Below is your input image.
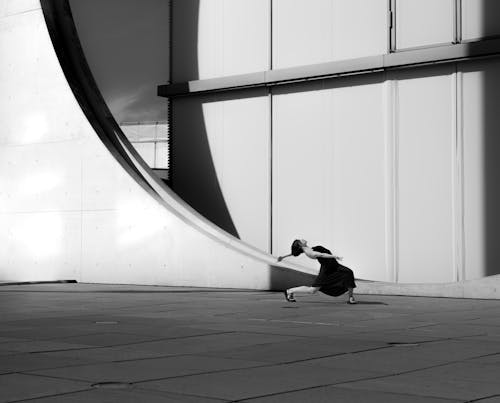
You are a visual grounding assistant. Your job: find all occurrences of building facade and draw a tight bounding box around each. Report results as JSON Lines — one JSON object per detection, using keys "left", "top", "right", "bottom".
{"left": 164, "top": 0, "right": 500, "bottom": 283}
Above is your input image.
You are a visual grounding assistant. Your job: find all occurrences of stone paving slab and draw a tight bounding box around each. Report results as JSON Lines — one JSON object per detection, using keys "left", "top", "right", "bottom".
{"left": 27, "top": 355, "right": 266, "bottom": 384}
{"left": 0, "top": 353, "right": 97, "bottom": 375}
{"left": 23, "top": 388, "right": 227, "bottom": 403}
{"left": 338, "top": 370, "right": 500, "bottom": 401}
{"left": 139, "top": 362, "right": 382, "bottom": 401}
{"left": 198, "top": 336, "right": 387, "bottom": 364}
{"left": 1, "top": 283, "right": 500, "bottom": 402}
{"left": 238, "top": 385, "right": 462, "bottom": 403}
{"left": 0, "top": 373, "right": 88, "bottom": 403}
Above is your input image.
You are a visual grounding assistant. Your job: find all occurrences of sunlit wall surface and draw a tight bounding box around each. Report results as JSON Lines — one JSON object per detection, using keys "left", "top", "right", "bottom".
{"left": 170, "top": 0, "right": 500, "bottom": 283}
{"left": 0, "top": 0, "right": 294, "bottom": 289}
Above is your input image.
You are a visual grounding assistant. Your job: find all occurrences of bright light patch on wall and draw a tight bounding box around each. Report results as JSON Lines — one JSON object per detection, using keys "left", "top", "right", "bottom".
{"left": 20, "top": 112, "right": 49, "bottom": 144}
{"left": 11, "top": 213, "right": 63, "bottom": 259}
{"left": 20, "top": 172, "right": 62, "bottom": 195}
{"left": 116, "top": 201, "right": 168, "bottom": 246}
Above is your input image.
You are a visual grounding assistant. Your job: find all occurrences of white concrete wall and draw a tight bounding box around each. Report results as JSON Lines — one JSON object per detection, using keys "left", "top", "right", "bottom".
{"left": 272, "top": 78, "right": 388, "bottom": 281}
{"left": 172, "top": 0, "right": 270, "bottom": 81}
{"left": 395, "top": 0, "right": 455, "bottom": 49}
{"left": 272, "top": 0, "right": 388, "bottom": 69}
{"left": 392, "top": 66, "right": 455, "bottom": 283}
{"left": 168, "top": 0, "right": 500, "bottom": 285}
{"left": 0, "top": 0, "right": 300, "bottom": 288}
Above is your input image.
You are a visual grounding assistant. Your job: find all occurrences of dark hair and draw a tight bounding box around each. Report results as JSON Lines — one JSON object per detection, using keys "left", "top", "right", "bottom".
{"left": 291, "top": 239, "right": 304, "bottom": 256}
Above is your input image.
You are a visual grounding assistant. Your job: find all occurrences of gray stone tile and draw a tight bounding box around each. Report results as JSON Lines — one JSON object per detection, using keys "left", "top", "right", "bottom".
{"left": 27, "top": 355, "right": 264, "bottom": 383}
{"left": 0, "top": 373, "right": 88, "bottom": 403}
{"left": 114, "top": 332, "right": 299, "bottom": 356}
{"left": 0, "top": 340, "right": 95, "bottom": 353}
{"left": 200, "top": 337, "right": 386, "bottom": 364}
{"left": 140, "top": 362, "right": 381, "bottom": 401}
{"left": 0, "top": 353, "right": 98, "bottom": 375}
{"left": 24, "top": 388, "right": 227, "bottom": 402}
{"left": 238, "top": 385, "right": 461, "bottom": 403}
{"left": 35, "top": 345, "right": 175, "bottom": 363}
{"left": 339, "top": 370, "right": 500, "bottom": 401}
{"left": 2, "top": 284, "right": 500, "bottom": 402}
{"left": 47, "top": 332, "right": 164, "bottom": 347}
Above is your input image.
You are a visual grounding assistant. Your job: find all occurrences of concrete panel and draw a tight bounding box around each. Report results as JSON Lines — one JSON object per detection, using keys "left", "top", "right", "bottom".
{"left": 173, "top": 0, "right": 269, "bottom": 81}
{"left": 396, "top": 0, "right": 454, "bottom": 50}
{"left": 0, "top": 211, "right": 81, "bottom": 282}
{"left": 0, "top": 8, "right": 84, "bottom": 146}
{"left": 329, "top": 81, "right": 388, "bottom": 281}
{"left": 202, "top": 93, "right": 271, "bottom": 251}
{"left": 394, "top": 66, "right": 455, "bottom": 283}
{"left": 273, "top": 0, "right": 387, "bottom": 69}
{"left": 272, "top": 77, "right": 387, "bottom": 280}
{"left": 272, "top": 82, "right": 333, "bottom": 270}
{"left": 462, "top": 0, "right": 500, "bottom": 41}
{"left": 272, "top": 0, "right": 334, "bottom": 69}
{"left": 332, "top": 0, "right": 388, "bottom": 61}
{"left": 0, "top": 141, "right": 83, "bottom": 213}
{"left": 171, "top": 90, "right": 271, "bottom": 250}
{"left": 0, "top": 0, "right": 39, "bottom": 18}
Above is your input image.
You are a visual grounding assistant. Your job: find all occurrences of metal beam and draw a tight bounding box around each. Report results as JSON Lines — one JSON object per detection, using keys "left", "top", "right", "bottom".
{"left": 158, "top": 38, "right": 500, "bottom": 98}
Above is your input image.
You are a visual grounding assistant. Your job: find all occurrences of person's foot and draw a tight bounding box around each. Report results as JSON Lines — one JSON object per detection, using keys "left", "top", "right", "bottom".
{"left": 347, "top": 296, "right": 357, "bottom": 304}
{"left": 284, "top": 290, "right": 296, "bottom": 302}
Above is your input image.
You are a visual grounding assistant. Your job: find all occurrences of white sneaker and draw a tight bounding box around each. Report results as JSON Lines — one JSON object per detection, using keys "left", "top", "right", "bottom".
{"left": 347, "top": 296, "right": 357, "bottom": 304}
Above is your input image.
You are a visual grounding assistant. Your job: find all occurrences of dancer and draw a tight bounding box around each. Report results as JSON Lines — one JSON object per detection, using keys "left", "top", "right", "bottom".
{"left": 277, "top": 239, "right": 357, "bottom": 304}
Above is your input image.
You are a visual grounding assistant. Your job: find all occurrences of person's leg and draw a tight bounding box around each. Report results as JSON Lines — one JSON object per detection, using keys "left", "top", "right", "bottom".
{"left": 285, "top": 286, "right": 319, "bottom": 302}
{"left": 347, "top": 287, "right": 357, "bottom": 304}
{"left": 288, "top": 286, "right": 319, "bottom": 295}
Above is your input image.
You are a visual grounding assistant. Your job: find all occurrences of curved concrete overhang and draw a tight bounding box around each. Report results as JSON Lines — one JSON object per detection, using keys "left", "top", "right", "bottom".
{"left": 36, "top": 0, "right": 315, "bottom": 289}
{"left": 1, "top": 0, "right": 499, "bottom": 298}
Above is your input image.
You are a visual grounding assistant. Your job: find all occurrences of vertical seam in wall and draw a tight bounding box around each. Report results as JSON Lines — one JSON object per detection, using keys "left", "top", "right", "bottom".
{"left": 269, "top": 0, "right": 273, "bottom": 71}
{"left": 168, "top": 0, "right": 173, "bottom": 186}
{"left": 455, "top": 0, "right": 462, "bottom": 44}
{"left": 390, "top": 0, "right": 396, "bottom": 52}
{"left": 269, "top": 0, "right": 273, "bottom": 254}
{"left": 80, "top": 138, "right": 83, "bottom": 282}
{"left": 451, "top": 66, "right": 459, "bottom": 282}
{"left": 456, "top": 65, "right": 465, "bottom": 281}
{"left": 385, "top": 76, "right": 397, "bottom": 283}
{"left": 269, "top": 88, "right": 273, "bottom": 254}
{"left": 393, "top": 77, "right": 399, "bottom": 283}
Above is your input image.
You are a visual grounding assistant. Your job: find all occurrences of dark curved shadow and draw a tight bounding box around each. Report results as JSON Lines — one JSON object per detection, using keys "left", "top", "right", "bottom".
{"left": 170, "top": 0, "right": 239, "bottom": 237}
{"left": 482, "top": 2, "right": 500, "bottom": 276}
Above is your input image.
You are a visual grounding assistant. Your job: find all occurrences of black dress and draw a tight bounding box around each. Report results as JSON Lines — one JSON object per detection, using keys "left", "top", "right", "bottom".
{"left": 311, "top": 246, "right": 356, "bottom": 297}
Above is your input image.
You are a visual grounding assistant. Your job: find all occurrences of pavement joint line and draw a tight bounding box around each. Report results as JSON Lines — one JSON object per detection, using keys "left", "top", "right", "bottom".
{"left": 134, "top": 384, "right": 232, "bottom": 402}
{"left": 231, "top": 355, "right": 490, "bottom": 403}
{"left": 120, "top": 336, "right": 500, "bottom": 387}
{"left": 129, "top": 345, "right": 396, "bottom": 385}
{"left": 466, "top": 393, "right": 500, "bottom": 402}
{"left": 8, "top": 387, "right": 95, "bottom": 403}
{"left": 231, "top": 383, "right": 462, "bottom": 403}
{"left": 24, "top": 330, "right": 237, "bottom": 355}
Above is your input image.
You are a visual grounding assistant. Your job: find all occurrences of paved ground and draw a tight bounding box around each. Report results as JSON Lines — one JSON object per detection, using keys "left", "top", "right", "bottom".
{"left": 1, "top": 284, "right": 500, "bottom": 402}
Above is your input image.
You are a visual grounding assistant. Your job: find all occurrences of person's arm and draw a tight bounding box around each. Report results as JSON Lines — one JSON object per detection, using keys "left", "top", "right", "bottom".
{"left": 302, "top": 246, "right": 342, "bottom": 260}
{"left": 277, "top": 253, "right": 293, "bottom": 262}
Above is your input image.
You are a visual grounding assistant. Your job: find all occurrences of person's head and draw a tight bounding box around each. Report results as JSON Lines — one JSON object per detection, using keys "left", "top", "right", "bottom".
{"left": 291, "top": 239, "right": 307, "bottom": 256}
